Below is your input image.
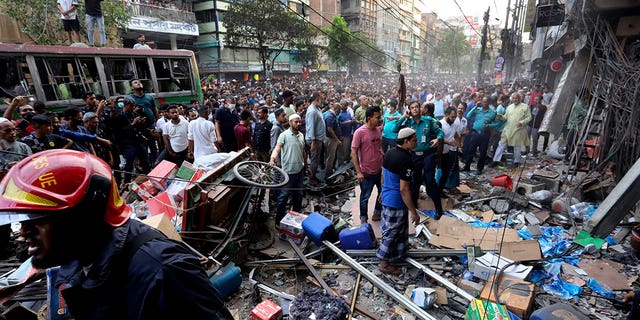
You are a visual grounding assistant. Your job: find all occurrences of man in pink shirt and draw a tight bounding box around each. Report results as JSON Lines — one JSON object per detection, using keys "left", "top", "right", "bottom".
{"left": 351, "top": 106, "right": 384, "bottom": 223}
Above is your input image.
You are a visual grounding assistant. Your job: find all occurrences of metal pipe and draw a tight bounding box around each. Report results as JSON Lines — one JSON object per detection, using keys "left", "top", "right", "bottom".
{"left": 347, "top": 249, "right": 465, "bottom": 257}
{"left": 245, "top": 246, "right": 329, "bottom": 265}
{"left": 289, "top": 238, "right": 333, "bottom": 294}
{"left": 346, "top": 249, "right": 494, "bottom": 257}
{"left": 454, "top": 195, "right": 500, "bottom": 207}
{"left": 406, "top": 258, "right": 475, "bottom": 302}
{"left": 323, "top": 241, "right": 437, "bottom": 320}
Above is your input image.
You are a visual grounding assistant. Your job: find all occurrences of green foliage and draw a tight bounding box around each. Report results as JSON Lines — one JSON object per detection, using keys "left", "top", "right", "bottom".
{"left": 433, "top": 28, "right": 471, "bottom": 74}
{"left": 323, "top": 16, "right": 387, "bottom": 74}
{"left": 323, "top": 16, "right": 351, "bottom": 68}
{"left": 0, "top": 0, "right": 130, "bottom": 45}
{"left": 224, "top": 0, "right": 316, "bottom": 76}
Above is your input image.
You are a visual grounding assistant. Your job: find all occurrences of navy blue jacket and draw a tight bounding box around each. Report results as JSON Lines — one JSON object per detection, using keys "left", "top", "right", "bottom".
{"left": 55, "top": 219, "right": 233, "bottom": 320}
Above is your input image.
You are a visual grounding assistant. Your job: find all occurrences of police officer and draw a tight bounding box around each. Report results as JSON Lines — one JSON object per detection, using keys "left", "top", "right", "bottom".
{"left": 394, "top": 101, "right": 444, "bottom": 219}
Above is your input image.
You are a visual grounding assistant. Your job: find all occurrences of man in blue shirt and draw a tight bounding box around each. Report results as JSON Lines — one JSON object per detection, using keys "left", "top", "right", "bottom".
{"left": 323, "top": 101, "right": 342, "bottom": 178}
{"left": 377, "top": 127, "right": 419, "bottom": 275}
{"left": 338, "top": 99, "right": 356, "bottom": 164}
{"left": 463, "top": 97, "right": 497, "bottom": 174}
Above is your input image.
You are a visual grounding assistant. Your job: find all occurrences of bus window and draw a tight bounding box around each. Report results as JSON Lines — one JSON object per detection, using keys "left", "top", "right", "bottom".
{"left": 153, "top": 58, "right": 192, "bottom": 93}
{"left": 172, "top": 58, "right": 193, "bottom": 91}
{"left": 104, "top": 58, "right": 134, "bottom": 95}
{"left": 0, "top": 57, "right": 33, "bottom": 99}
{"left": 78, "top": 58, "right": 102, "bottom": 96}
{"left": 134, "top": 58, "right": 153, "bottom": 92}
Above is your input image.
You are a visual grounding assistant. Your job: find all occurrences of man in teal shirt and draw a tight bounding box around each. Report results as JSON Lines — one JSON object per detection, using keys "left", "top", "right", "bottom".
{"left": 394, "top": 101, "right": 444, "bottom": 218}
{"left": 463, "top": 97, "right": 497, "bottom": 174}
{"left": 382, "top": 99, "right": 402, "bottom": 153}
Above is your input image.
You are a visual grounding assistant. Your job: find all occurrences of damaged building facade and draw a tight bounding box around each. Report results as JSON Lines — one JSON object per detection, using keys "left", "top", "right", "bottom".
{"left": 529, "top": 0, "right": 640, "bottom": 180}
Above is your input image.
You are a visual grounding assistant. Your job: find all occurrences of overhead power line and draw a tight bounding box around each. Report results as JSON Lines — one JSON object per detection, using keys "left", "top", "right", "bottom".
{"left": 452, "top": 0, "right": 482, "bottom": 36}
{"left": 297, "top": 0, "right": 404, "bottom": 67}
{"left": 373, "top": 0, "right": 437, "bottom": 50}
{"left": 268, "top": 0, "right": 399, "bottom": 73}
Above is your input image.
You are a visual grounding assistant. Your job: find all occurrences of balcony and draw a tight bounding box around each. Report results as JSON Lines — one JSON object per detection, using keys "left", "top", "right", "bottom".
{"left": 126, "top": 2, "right": 197, "bottom": 24}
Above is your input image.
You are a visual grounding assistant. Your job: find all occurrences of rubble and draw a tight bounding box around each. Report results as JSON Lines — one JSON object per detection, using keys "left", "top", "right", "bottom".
{"left": 2, "top": 149, "right": 639, "bottom": 320}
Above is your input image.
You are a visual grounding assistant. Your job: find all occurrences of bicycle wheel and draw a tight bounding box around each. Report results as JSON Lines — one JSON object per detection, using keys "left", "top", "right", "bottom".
{"left": 233, "top": 161, "right": 289, "bottom": 188}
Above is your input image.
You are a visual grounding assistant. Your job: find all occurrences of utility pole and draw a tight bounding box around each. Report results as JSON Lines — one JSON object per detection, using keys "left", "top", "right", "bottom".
{"left": 477, "top": 7, "right": 490, "bottom": 86}
{"left": 500, "top": 0, "right": 512, "bottom": 82}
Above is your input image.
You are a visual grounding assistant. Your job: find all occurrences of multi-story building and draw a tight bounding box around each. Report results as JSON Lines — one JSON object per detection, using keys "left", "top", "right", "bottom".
{"left": 121, "top": 0, "right": 199, "bottom": 50}
{"left": 193, "top": 0, "right": 336, "bottom": 80}
{"left": 421, "top": 12, "right": 438, "bottom": 74}
{"left": 341, "top": 0, "right": 378, "bottom": 42}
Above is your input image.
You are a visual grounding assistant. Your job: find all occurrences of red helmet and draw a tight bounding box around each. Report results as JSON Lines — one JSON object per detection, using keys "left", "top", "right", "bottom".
{"left": 0, "top": 149, "right": 130, "bottom": 226}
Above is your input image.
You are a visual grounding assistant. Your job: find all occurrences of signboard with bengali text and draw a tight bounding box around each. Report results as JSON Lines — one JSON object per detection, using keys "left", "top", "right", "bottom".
{"left": 128, "top": 17, "right": 199, "bottom": 36}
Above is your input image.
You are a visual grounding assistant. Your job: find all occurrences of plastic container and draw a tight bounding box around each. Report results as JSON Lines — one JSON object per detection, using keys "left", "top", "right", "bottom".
{"left": 301, "top": 212, "right": 337, "bottom": 247}
{"left": 529, "top": 303, "right": 588, "bottom": 320}
{"left": 490, "top": 174, "right": 513, "bottom": 190}
{"left": 570, "top": 202, "right": 591, "bottom": 219}
{"left": 339, "top": 224, "right": 376, "bottom": 250}
{"left": 210, "top": 262, "right": 242, "bottom": 299}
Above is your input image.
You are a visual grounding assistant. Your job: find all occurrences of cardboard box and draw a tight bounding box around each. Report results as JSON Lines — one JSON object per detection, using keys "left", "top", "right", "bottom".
{"left": 148, "top": 160, "right": 178, "bottom": 190}
{"left": 165, "top": 179, "right": 189, "bottom": 201}
{"left": 465, "top": 299, "right": 511, "bottom": 320}
{"left": 251, "top": 299, "right": 283, "bottom": 320}
{"left": 135, "top": 180, "right": 159, "bottom": 201}
{"left": 457, "top": 279, "right": 484, "bottom": 297}
{"left": 142, "top": 213, "right": 182, "bottom": 241}
{"left": 146, "top": 192, "right": 177, "bottom": 219}
{"left": 500, "top": 240, "right": 542, "bottom": 262}
{"left": 428, "top": 216, "right": 521, "bottom": 250}
{"left": 472, "top": 252, "right": 532, "bottom": 281}
{"left": 278, "top": 211, "right": 308, "bottom": 245}
{"left": 480, "top": 275, "right": 534, "bottom": 319}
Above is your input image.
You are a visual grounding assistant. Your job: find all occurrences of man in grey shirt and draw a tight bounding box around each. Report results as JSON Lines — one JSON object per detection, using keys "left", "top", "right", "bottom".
{"left": 0, "top": 117, "right": 32, "bottom": 173}
{"left": 305, "top": 92, "right": 326, "bottom": 185}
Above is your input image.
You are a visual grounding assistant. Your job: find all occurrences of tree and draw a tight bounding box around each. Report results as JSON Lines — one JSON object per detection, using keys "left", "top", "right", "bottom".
{"left": 324, "top": 16, "right": 352, "bottom": 71}
{"left": 324, "top": 16, "right": 387, "bottom": 75}
{"left": 0, "top": 0, "right": 129, "bottom": 45}
{"left": 224, "top": 0, "right": 316, "bottom": 79}
{"left": 433, "top": 28, "right": 471, "bottom": 75}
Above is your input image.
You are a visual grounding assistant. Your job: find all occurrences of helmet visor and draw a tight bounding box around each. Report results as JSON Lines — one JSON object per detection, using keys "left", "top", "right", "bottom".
{"left": 0, "top": 211, "right": 50, "bottom": 226}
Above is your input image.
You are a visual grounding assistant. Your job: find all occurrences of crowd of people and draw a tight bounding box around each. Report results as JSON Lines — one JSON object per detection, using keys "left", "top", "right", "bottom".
{"left": 0, "top": 74, "right": 552, "bottom": 276}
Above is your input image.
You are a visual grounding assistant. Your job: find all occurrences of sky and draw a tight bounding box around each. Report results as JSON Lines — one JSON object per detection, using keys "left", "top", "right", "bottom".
{"left": 419, "top": 0, "right": 512, "bottom": 23}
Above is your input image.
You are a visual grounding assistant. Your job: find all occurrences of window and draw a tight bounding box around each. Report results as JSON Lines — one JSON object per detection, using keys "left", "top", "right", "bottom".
{"left": 103, "top": 58, "right": 136, "bottom": 95}
{"left": 195, "top": 9, "right": 215, "bottom": 23}
{"left": 0, "top": 56, "right": 33, "bottom": 99}
{"left": 34, "top": 57, "right": 103, "bottom": 101}
{"left": 152, "top": 58, "right": 193, "bottom": 93}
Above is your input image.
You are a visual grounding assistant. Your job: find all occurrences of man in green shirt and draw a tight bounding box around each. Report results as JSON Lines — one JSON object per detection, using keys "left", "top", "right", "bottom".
{"left": 270, "top": 114, "right": 309, "bottom": 225}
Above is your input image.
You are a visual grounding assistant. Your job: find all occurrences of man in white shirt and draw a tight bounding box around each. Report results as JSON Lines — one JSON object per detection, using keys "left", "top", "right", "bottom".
{"left": 157, "top": 105, "right": 189, "bottom": 166}
{"left": 439, "top": 107, "right": 461, "bottom": 194}
{"left": 133, "top": 34, "right": 152, "bottom": 50}
{"left": 433, "top": 93, "right": 445, "bottom": 120}
{"left": 188, "top": 105, "right": 217, "bottom": 161}
{"left": 57, "top": 0, "right": 81, "bottom": 43}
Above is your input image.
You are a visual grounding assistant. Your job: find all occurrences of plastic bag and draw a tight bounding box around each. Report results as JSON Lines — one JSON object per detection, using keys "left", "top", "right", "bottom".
{"left": 193, "top": 152, "right": 236, "bottom": 170}
{"left": 528, "top": 190, "right": 553, "bottom": 204}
